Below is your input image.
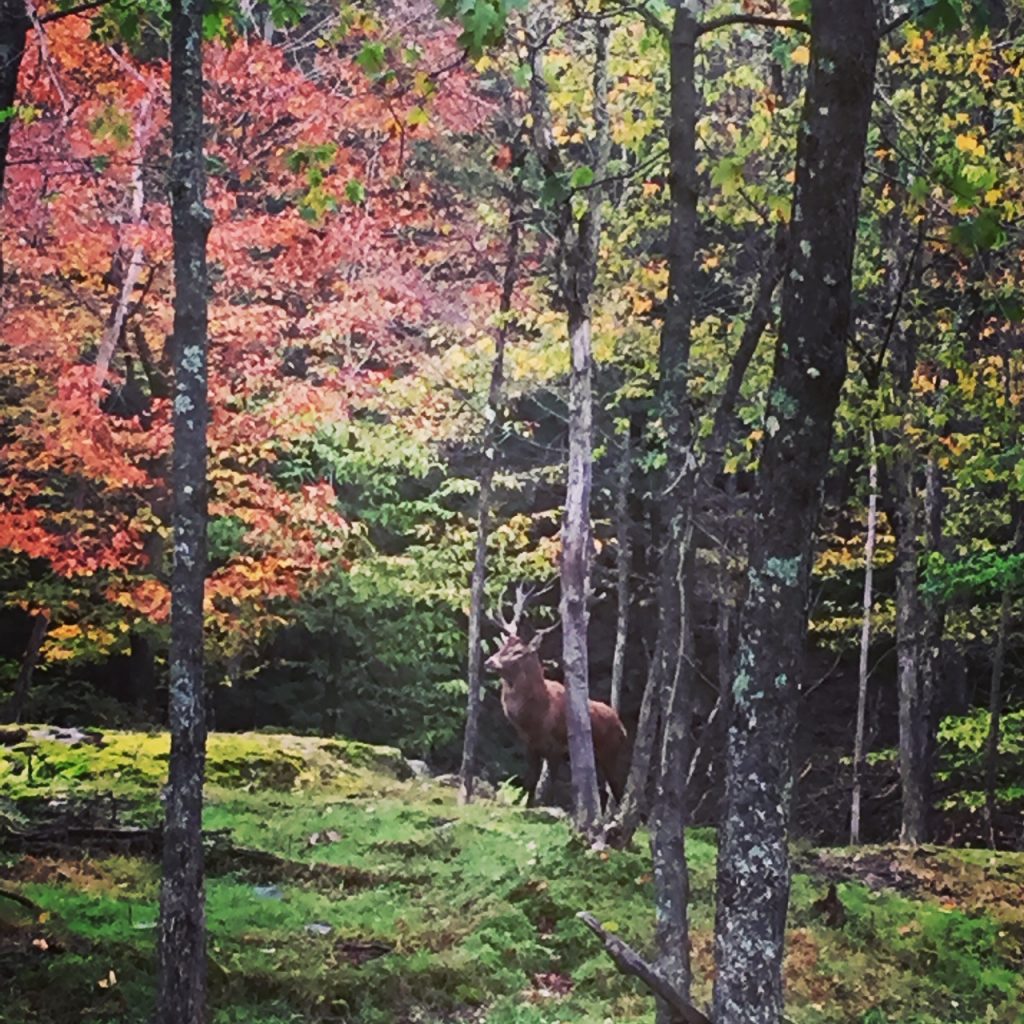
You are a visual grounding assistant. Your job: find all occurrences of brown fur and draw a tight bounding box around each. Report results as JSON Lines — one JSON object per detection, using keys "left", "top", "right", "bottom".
{"left": 485, "top": 634, "right": 629, "bottom": 805}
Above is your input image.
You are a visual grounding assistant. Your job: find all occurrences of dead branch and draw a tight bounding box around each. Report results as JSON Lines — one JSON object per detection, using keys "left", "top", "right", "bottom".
{"left": 576, "top": 911, "right": 713, "bottom": 1024}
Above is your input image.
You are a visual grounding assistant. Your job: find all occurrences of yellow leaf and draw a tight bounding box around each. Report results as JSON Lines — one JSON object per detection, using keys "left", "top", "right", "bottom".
{"left": 955, "top": 134, "right": 981, "bottom": 154}
{"left": 642, "top": 180, "right": 660, "bottom": 197}
{"left": 791, "top": 45, "right": 810, "bottom": 66}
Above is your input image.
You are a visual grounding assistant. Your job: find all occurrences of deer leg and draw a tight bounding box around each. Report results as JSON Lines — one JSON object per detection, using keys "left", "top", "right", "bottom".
{"left": 523, "top": 749, "right": 544, "bottom": 806}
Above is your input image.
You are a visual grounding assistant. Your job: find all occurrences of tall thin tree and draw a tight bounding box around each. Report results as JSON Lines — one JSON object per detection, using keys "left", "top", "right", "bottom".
{"left": 850, "top": 428, "right": 878, "bottom": 845}
{"left": 459, "top": 134, "right": 525, "bottom": 804}
{"left": 156, "top": 0, "right": 212, "bottom": 1019}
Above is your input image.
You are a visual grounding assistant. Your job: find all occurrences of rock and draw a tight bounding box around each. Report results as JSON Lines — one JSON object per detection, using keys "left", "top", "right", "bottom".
{"left": 251, "top": 884, "right": 284, "bottom": 900}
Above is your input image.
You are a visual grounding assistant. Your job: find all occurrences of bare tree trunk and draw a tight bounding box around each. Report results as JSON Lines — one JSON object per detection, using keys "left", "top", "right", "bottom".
{"left": 94, "top": 97, "right": 151, "bottom": 389}
{"left": 647, "top": 10, "right": 700, "bottom": 1012}
{"left": 5, "top": 611, "right": 48, "bottom": 723}
{"left": 525, "top": 14, "right": 610, "bottom": 835}
{"left": 614, "top": 636, "right": 661, "bottom": 838}
{"left": 613, "top": 116, "right": 787, "bottom": 857}
{"left": 892, "top": 438, "right": 928, "bottom": 846}
{"left": 156, "top": 0, "right": 211, "bottom": 1019}
{"left": 610, "top": 428, "right": 632, "bottom": 714}
{"left": 0, "top": 0, "right": 29, "bottom": 282}
{"left": 983, "top": 508, "right": 1020, "bottom": 847}
{"left": 459, "top": 138, "right": 524, "bottom": 804}
{"left": 562, "top": 304, "right": 602, "bottom": 832}
{"left": 713, "top": 4, "right": 878, "bottom": 1021}
{"left": 983, "top": 582, "right": 1011, "bottom": 848}
{"left": 850, "top": 428, "right": 878, "bottom": 845}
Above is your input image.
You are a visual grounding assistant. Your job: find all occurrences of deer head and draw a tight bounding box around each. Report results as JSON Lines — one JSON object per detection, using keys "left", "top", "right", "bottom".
{"left": 485, "top": 631, "right": 542, "bottom": 674}
{"left": 485, "top": 581, "right": 558, "bottom": 676}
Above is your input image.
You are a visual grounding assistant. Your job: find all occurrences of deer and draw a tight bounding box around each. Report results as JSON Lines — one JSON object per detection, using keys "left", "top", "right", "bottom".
{"left": 485, "top": 584, "right": 629, "bottom": 808}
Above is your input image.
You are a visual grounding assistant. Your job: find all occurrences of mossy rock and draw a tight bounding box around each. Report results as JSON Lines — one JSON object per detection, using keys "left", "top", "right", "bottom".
{"left": 0, "top": 728, "right": 411, "bottom": 800}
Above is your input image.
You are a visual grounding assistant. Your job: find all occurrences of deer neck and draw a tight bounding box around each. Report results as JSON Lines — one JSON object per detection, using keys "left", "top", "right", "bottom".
{"left": 501, "top": 654, "right": 550, "bottom": 706}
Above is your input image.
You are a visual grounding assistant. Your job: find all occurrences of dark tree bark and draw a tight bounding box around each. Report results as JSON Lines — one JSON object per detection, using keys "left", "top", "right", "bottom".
{"left": 459, "top": 137, "right": 524, "bottom": 805}
{"left": 646, "top": 10, "right": 702, "bottom": 1011}
{"left": 0, "top": 0, "right": 29, "bottom": 282}
{"left": 983, "top": 506, "right": 1021, "bottom": 847}
{"left": 609, "top": 427, "right": 632, "bottom": 714}
{"left": 0, "top": 0, "right": 27, "bottom": 197}
{"left": 4, "top": 611, "right": 48, "bottom": 722}
{"left": 614, "top": 67, "right": 788, "bottom": 859}
{"left": 889, "top": 345, "right": 942, "bottom": 847}
{"left": 712, "top": 4, "right": 878, "bottom": 1022}
{"left": 156, "top": 0, "right": 212, "bottom": 1020}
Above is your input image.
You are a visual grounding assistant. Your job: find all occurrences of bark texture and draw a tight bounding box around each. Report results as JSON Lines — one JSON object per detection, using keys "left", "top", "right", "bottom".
{"left": 713, "top": 4, "right": 878, "bottom": 1022}
{"left": 850, "top": 430, "right": 878, "bottom": 845}
{"left": 0, "top": 0, "right": 29, "bottom": 282}
{"left": 647, "top": 12, "right": 699, "bottom": 1009}
{"left": 459, "top": 138, "right": 524, "bottom": 804}
{"left": 156, "top": 0, "right": 212, "bottom": 1020}
{"left": 609, "top": 428, "right": 632, "bottom": 714}
{"left": 5, "top": 611, "right": 48, "bottom": 722}
{"left": 528, "top": 17, "right": 611, "bottom": 834}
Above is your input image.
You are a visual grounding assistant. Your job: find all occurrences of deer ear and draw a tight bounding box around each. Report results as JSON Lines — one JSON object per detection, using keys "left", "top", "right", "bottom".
{"left": 525, "top": 633, "right": 543, "bottom": 654}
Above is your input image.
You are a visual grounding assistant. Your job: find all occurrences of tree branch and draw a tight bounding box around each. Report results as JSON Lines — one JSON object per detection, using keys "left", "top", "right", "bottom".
{"left": 38, "top": 0, "right": 107, "bottom": 23}
{"left": 577, "top": 912, "right": 713, "bottom": 1024}
{"left": 697, "top": 14, "right": 809, "bottom": 37}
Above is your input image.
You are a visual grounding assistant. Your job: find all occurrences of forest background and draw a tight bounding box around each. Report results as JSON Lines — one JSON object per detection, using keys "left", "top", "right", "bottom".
{"left": 2, "top": 0, "right": 1024, "bottom": 859}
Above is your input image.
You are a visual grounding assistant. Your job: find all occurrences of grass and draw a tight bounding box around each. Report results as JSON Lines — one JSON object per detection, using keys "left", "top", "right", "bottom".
{"left": 2, "top": 728, "right": 1023, "bottom": 1023}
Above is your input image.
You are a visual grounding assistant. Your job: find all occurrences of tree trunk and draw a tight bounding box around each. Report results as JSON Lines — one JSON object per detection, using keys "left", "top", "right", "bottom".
{"left": 0, "top": 0, "right": 29, "bottom": 283}
{"left": 459, "top": 139, "right": 524, "bottom": 804}
{"left": 562, "top": 308, "right": 602, "bottom": 832}
{"left": 983, "top": 582, "right": 1011, "bottom": 848}
{"left": 609, "top": 428, "right": 632, "bottom": 714}
{"left": 647, "top": 10, "right": 700, "bottom": 1012}
{"left": 892, "top": 438, "right": 929, "bottom": 845}
{"left": 614, "top": 636, "right": 661, "bottom": 839}
{"left": 850, "top": 429, "right": 878, "bottom": 845}
{"left": 713, "top": 4, "right": 878, "bottom": 1022}
{"left": 5, "top": 611, "right": 48, "bottom": 723}
{"left": 550, "top": 20, "right": 610, "bottom": 836}
{"left": 983, "top": 509, "right": 1020, "bottom": 847}
{"left": 156, "top": 0, "right": 212, "bottom": 1020}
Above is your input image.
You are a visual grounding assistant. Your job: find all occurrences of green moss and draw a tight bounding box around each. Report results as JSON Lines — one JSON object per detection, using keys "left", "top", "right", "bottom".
{"left": 3, "top": 734, "right": 1023, "bottom": 1024}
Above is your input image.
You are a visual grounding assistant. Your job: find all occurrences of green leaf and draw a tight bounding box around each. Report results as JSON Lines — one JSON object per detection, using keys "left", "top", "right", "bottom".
{"left": 918, "top": 0, "right": 964, "bottom": 33}
{"left": 407, "top": 106, "right": 430, "bottom": 128}
{"left": 950, "top": 210, "right": 1005, "bottom": 254}
{"left": 345, "top": 179, "right": 366, "bottom": 204}
{"left": 711, "top": 156, "right": 745, "bottom": 196}
{"left": 569, "top": 166, "right": 594, "bottom": 190}
{"left": 540, "top": 172, "right": 570, "bottom": 207}
{"left": 355, "top": 41, "right": 387, "bottom": 77}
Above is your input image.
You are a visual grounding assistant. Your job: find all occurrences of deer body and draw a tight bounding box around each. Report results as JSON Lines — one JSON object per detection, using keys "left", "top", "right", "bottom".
{"left": 486, "top": 634, "right": 628, "bottom": 806}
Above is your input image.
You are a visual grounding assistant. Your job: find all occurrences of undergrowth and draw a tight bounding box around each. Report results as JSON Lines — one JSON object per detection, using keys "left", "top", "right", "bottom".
{"left": 2, "top": 728, "right": 1023, "bottom": 1023}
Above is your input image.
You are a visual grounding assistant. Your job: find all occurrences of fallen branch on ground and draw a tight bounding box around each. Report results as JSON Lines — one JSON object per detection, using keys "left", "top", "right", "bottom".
{"left": 0, "top": 883, "right": 47, "bottom": 915}
{"left": 576, "top": 911, "right": 713, "bottom": 1024}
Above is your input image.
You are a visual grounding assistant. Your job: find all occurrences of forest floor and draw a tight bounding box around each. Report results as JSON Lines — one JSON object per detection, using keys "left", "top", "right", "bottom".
{"left": 1, "top": 728, "right": 1023, "bottom": 1024}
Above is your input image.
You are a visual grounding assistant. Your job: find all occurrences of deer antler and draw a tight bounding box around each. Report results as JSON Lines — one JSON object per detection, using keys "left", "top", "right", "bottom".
{"left": 488, "top": 580, "right": 556, "bottom": 637}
